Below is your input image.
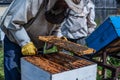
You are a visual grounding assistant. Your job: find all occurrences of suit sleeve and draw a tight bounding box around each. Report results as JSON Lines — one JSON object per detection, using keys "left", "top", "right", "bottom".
{"left": 3, "top": 0, "right": 43, "bottom": 46}
{"left": 87, "top": 3, "right": 97, "bottom": 34}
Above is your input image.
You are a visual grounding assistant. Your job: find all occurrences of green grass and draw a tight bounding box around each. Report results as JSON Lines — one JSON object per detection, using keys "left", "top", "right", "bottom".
{"left": 0, "top": 43, "right": 4, "bottom": 80}
{"left": 95, "top": 56, "right": 120, "bottom": 80}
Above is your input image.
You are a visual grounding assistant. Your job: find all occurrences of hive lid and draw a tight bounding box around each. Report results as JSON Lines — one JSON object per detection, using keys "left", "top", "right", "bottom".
{"left": 95, "top": 38, "right": 120, "bottom": 56}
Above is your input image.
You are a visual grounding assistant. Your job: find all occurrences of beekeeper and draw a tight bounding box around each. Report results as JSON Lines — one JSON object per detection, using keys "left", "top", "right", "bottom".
{"left": 0, "top": 0, "right": 67, "bottom": 80}
{"left": 57, "top": 0, "right": 97, "bottom": 45}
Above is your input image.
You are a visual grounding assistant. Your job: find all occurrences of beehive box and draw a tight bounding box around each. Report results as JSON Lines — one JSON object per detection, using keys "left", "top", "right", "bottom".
{"left": 21, "top": 53, "right": 97, "bottom": 80}
{"left": 86, "top": 16, "right": 120, "bottom": 53}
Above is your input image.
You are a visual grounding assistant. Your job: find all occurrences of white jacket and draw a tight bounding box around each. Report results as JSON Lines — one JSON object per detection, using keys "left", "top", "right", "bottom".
{"left": 0, "top": 0, "right": 58, "bottom": 49}
{"left": 57, "top": 0, "right": 96, "bottom": 39}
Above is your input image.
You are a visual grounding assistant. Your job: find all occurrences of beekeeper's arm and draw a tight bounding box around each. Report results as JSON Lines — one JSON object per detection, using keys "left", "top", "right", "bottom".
{"left": 3, "top": 0, "right": 44, "bottom": 55}
{"left": 87, "top": 2, "right": 97, "bottom": 35}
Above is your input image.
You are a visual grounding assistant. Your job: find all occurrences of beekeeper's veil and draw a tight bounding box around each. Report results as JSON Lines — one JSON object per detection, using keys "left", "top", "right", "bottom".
{"left": 64, "top": 0, "right": 90, "bottom": 13}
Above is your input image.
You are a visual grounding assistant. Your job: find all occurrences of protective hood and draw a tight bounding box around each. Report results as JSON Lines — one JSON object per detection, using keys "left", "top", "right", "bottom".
{"left": 65, "top": 0, "right": 90, "bottom": 13}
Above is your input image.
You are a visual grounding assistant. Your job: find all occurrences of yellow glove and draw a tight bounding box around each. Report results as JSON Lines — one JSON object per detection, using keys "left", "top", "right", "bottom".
{"left": 22, "top": 42, "right": 37, "bottom": 55}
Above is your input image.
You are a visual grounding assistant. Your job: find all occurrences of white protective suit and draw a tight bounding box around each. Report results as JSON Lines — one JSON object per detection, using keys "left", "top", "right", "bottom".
{"left": 0, "top": 0, "right": 59, "bottom": 49}
{"left": 57, "top": 0, "right": 97, "bottom": 39}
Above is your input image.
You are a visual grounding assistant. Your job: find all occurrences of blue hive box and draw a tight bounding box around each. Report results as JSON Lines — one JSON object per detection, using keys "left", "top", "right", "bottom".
{"left": 86, "top": 16, "right": 120, "bottom": 52}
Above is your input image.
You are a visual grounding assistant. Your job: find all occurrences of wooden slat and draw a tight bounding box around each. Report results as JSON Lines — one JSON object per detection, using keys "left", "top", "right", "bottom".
{"left": 38, "top": 36, "right": 95, "bottom": 56}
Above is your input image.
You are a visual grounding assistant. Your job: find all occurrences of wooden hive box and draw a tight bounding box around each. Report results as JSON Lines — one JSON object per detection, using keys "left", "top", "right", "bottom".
{"left": 86, "top": 16, "right": 120, "bottom": 54}
{"left": 21, "top": 53, "right": 97, "bottom": 80}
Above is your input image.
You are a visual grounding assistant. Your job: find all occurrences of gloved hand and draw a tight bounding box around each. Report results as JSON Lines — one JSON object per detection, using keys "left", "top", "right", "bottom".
{"left": 43, "top": 43, "right": 58, "bottom": 54}
{"left": 21, "top": 42, "right": 37, "bottom": 55}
